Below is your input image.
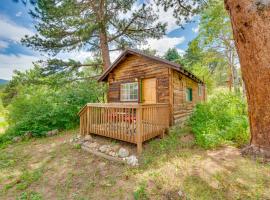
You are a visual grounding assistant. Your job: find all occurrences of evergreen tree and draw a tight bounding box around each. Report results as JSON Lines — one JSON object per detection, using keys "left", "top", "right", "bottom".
{"left": 22, "top": 0, "right": 166, "bottom": 71}
{"left": 164, "top": 48, "right": 181, "bottom": 61}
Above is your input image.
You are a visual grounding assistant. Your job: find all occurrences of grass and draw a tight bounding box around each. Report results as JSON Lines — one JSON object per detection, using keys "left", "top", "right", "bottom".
{"left": 0, "top": 128, "right": 269, "bottom": 199}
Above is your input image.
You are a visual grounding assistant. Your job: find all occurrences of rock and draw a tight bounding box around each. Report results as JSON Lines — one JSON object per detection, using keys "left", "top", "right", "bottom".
{"left": 24, "top": 132, "right": 32, "bottom": 139}
{"left": 69, "top": 138, "right": 75, "bottom": 143}
{"left": 126, "top": 155, "right": 138, "bottom": 166}
{"left": 84, "top": 134, "right": 92, "bottom": 141}
{"left": 99, "top": 145, "right": 111, "bottom": 153}
{"left": 88, "top": 142, "right": 99, "bottom": 149}
{"left": 12, "top": 136, "right": 22, "bottom": 143}
{"left": 46, "top": 129, "right": 59, "bottom": 137}
{"left": 178, "top": 190, "right": 184, "bottom": 198}
{"left": 108, "top": 151, "right": 117, "bottom": 157}
{"left": 118, "top": 148, "right": 129, "bottom": 158}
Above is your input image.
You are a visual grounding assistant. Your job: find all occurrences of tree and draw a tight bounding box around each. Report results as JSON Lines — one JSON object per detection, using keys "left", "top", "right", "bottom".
{"left": 197, "top": 0, "right": 240, "bottom": 92}
{"left": 22, "top": 0, "right": 166, "bottom": 71}
{"left": 164, "top": 48, "right": 181, "bottom": 61}
{"left": 225, "top": 0, "right": 270, "bottom": 158}
{"left": 155, "top": 0, "right": 206, "bottom": 26}
{"left": 181, "top": 38, "right": 225, "bottom": 93}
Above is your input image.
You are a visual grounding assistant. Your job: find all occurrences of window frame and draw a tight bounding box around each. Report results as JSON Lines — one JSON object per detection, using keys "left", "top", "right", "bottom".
{"left": 186, "top": 87, "right": 193, "bottom": 102}
{"left": 120, "top": 82, "right": 139, "bottom": 102}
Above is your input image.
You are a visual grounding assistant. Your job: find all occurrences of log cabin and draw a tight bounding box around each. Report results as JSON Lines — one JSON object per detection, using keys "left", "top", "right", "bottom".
{"left": 79, "top": 48, "right": 206, "bottom": 154}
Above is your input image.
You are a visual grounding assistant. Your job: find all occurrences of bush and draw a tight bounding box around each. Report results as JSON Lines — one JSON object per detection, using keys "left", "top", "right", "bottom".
{"left": 189, "top": 92, "right": 249, "bottom": 149}
{"left": 0, "top": 80, "right": 105, "bottom": 142}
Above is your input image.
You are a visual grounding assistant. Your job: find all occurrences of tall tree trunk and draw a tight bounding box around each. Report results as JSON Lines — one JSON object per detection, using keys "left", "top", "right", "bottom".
{"left": 99, "top": 28, "right": 111, "bottom": 71}
{"left": 227, "top": 66, "right": 233, "bottom": 91}
{"left": 98, "top": 0, "right": 111, "bottom": 71}
{"left": 225, "top": 0, "right": 270, "bottom": 158}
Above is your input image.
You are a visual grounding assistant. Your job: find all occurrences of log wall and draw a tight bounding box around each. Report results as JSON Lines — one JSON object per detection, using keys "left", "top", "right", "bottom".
{"left": 107, "top": 54, "right": 170, "bottom": 104}
{"left": 172, "top": 71, "right": 205, "bottom": 124}
{"left": 106, "top": 54, "right": 205, "bottom": 125}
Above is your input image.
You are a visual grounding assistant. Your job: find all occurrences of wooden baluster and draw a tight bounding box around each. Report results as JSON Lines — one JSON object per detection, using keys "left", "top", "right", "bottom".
{"left": 89, "top": 107, "right": 92, "bottom": 134}
{"left": 116, "top": 108, "right": 119, "bottom": 139}
{"left": 136, "top": 106, "right": 143, "bottom": 154}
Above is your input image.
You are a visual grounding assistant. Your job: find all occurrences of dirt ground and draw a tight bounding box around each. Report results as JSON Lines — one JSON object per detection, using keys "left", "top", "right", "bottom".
{"left": 0, "top": 130, "right": 269, "bottom": 200}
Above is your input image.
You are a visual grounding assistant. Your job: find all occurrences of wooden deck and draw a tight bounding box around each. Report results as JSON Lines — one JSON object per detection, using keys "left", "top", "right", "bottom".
{"left": 78, "top": 103, "right": 170, "bottom": 154}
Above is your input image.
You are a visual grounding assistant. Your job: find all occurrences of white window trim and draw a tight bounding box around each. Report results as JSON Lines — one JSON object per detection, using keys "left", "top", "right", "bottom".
{"left": 120, "top": 82, "right": 138, "bottom": 102}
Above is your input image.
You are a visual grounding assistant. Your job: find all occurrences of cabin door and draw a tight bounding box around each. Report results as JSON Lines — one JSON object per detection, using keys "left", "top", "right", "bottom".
{"left": 142, "top": 78, "right": 157, "bottom": 104}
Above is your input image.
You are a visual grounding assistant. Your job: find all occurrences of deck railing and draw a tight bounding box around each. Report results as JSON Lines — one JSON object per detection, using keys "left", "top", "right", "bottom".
{"left": 78, "top": 103, "right": 170, "bottom": 153}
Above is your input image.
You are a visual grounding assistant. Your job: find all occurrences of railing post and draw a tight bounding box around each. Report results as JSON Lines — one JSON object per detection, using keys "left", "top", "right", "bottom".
{"left": 80, "top": 115, "right": 82, "bottom": 136}
{"left": 136, "top": 105, "right": 143, "bottom": 155}
{"left": 87, "top": 106, "right": 90, "bottom": 135}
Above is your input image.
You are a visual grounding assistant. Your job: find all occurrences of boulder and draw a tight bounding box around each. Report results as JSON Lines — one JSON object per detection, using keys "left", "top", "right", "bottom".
{"left": 88, "top": 142, "right": 99, "bottom": 149}
{"left": 99, "top": 145, "right": 111, "bottom": 153}
{"left": 24, "top": 132, "right": 32, "bottom": 139}
{"left": 126, "top": 155, "right": 138, "bottom": 166}
{"left": 46, "top": 129, "right": 59, "bottom": 137}
{"left": 108, "top": 151, "right": 117, "bottom": 157}
{"left": 12, "top": 136, "right": 22, "bottom": 143}
{"left": 118, "top": 148, "right": 129, "bottom": 158}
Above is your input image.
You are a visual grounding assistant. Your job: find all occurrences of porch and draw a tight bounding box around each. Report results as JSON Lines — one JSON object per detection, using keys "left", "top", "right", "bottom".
{"left": 78, "top": 103, "right": 170, "bottom": 154}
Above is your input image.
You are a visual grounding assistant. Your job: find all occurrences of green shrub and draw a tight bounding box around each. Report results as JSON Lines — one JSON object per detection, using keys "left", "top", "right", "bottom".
{"left": 0, "top": 80, "right": 105, "bottom": 142}
{"left": 189, "top": 92, "right": 249, "bottom": 149}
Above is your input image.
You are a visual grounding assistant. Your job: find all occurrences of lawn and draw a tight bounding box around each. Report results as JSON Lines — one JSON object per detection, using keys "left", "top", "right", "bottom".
{"left": 0, "top": 128, "right": 269, "bottom": 200}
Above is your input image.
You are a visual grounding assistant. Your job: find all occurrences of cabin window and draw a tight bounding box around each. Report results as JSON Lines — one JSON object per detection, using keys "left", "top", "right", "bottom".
{"left": 198, "top": 84, "right": 202, "bottom": 96}
{"left": 186, "top": 88, "right": 193, "bottom": 102}
{"left": 120, "top": 82, "right": 138, "bottom": 101}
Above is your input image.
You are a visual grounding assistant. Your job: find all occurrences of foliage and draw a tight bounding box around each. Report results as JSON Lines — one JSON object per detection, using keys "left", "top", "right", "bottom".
{"left": 179, "top": 0, "right": 240, "bottom": 94}
{"left": 156, "top": 0, "right": 207, "bottom": 26}
{"left": 164, "top": 48, "right": 181, "bottom": 61}
{"left": 133, "top": 182, "right": 148, "bottom": 200}
{"left": 17, "top": 191, "right": 43, "bottom": 200}
{"left": 22, "top": 0, "right": 166, "bottom": 71}
{"left": 198, "top": 0, "right": 240, "bottom": 92}
{"left": 189, "top": 92, "right": 249, "bottom": 149}
{"left": 2, "top": 80, "right": 104, "bottom": 140}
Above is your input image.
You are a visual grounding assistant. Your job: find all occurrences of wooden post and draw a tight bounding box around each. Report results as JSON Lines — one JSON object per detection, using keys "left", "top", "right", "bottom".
{"left": 80, "top": 116, "right": 82, "bottom": 136}
{"left": 136, "top": 105, "right": 143, "bottom": 155}
{"left": 87, "top": 106, "right": 90, "bottom": 136}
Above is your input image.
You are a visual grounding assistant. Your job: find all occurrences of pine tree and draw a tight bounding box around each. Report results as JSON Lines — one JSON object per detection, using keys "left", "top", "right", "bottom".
{"left": 225, "top": 0, "right": 270, "bottom": 158}
{"left": 164, "top": 48, "right": 181, "bottom": 61}
{"left": 22, "top": 0, "right": 166, "bottom": 71}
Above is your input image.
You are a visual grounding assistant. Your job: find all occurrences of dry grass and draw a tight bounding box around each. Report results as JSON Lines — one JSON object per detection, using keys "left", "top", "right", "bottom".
{"left": 0, "top": 128, "right": 269, "bottom": 200}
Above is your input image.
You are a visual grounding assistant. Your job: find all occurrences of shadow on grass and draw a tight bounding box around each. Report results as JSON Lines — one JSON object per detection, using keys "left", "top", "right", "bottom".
{"left": 183, "top": 175, "right": 225, "bottom": 200}
{"left": 140, "top": 125, "right": 197, "bottom": 168}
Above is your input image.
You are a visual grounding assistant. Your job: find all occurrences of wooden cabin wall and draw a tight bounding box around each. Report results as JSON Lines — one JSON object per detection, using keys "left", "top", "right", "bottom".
{"left": 107, "top": 54, "right": 170, "bottom": 104}
{"left": 172, "top": 70, "right": 205, "bottom": 124}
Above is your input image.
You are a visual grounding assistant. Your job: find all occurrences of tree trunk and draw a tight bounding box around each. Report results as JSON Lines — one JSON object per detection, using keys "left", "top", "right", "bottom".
{"left": 99, "top": 29, "right": 111, "bottom": 71}
{"left": 227, "top": 66, "right": 233, "bottom": 91}
{"left": 98, "top": 0, "right": 111, "bottom": 71}
{"left": 225, "top": 0, "right": 270, "bottom": 158}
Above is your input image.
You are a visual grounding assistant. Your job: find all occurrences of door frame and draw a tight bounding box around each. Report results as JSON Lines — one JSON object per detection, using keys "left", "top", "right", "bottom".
{"left": 141, "top": 77, "right": 158, "bottom": 104}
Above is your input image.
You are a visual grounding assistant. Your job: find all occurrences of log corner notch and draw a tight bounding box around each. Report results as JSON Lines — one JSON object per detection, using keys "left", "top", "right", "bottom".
{"left": 224, "top": 0, "right": 270, "bottom": 160}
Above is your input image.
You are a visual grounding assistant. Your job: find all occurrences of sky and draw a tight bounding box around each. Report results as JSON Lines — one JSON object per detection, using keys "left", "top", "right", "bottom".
{"left": 0, "top": 1, "right": 199, "bottom": 80}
